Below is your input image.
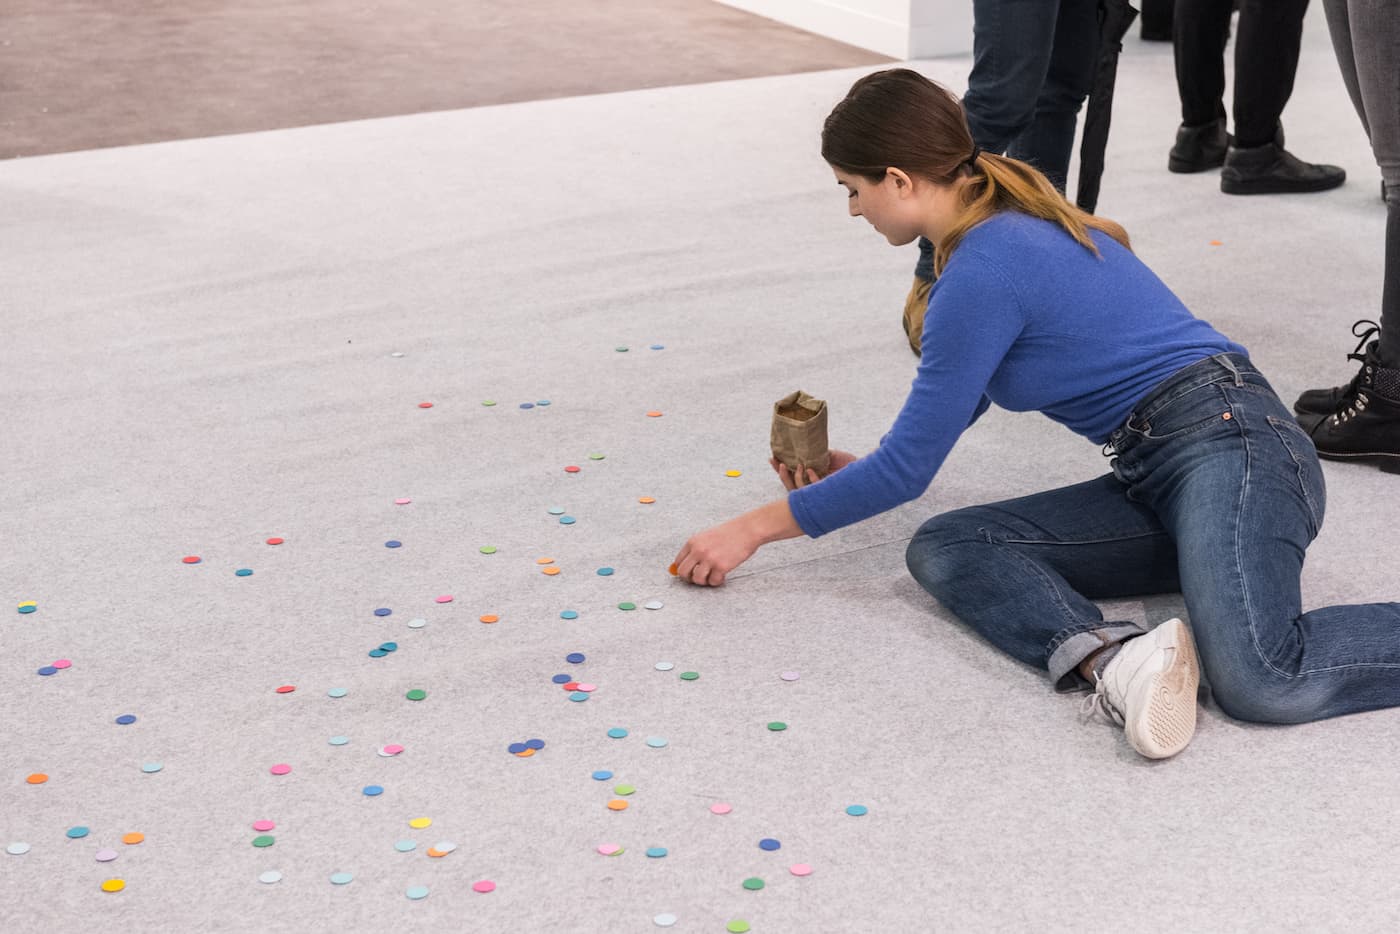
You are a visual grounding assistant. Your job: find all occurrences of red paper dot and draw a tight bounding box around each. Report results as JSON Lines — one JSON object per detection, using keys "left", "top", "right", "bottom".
{"left": 182, "top": 556, "right": 201, "bottom": 564}
{"left": 418, "top": 402, "right": 434, "bottom": 409}
{"left": 266, "top": 537, "right": 284, "bottom": 545}
{"left": 275, "top": 685, "right": 295, "bottom": 694}
{"left": 564, "top": 465, "right": 581, "bottom": 473}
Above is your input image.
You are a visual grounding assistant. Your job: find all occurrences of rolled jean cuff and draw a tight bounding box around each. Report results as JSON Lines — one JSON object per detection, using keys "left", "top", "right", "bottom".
{"left": 1047, "top": 622, "right": 1150, "bottom": 693}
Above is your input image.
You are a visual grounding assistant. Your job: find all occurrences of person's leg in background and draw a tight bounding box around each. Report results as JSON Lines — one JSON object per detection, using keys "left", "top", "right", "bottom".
{"left": 1140, "top": 0, "right": 1176, "bottom": 41}
{"left": 1298, "top": 0, "right": 1400, "bottom": 468}
{"left": 1219, "top": 0, "right": 1347, "bottom": 194}
{"left": 1168, "top": 0, "right": 1234, "bottom": 172}
{"left": 909, "top": 0, "right": 1092, "bottom": 355}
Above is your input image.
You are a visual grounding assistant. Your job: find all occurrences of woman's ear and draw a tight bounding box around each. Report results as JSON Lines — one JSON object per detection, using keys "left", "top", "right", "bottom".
{"left": 886, "top": 167, "right": 915, "bottom": 195}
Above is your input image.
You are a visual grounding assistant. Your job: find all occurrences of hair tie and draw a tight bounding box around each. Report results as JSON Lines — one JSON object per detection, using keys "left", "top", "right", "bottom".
{"left": 967, "top": 145, "right": 981, "bottom": 167}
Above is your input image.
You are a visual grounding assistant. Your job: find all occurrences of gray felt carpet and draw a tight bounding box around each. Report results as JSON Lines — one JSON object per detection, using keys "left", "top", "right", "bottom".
{"left": 4, "top": 7, "right": 1399, "bottom": 933}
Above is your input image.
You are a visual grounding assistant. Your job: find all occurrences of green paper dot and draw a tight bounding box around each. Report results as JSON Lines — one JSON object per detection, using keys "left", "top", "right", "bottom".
{"left": 742, "top": 877, "right": 765, "bottom": 891}
{"left": 767, "top": 721, "right": 787, "bottom": 732}
{"left": 618, "top": 602, "right": 636, "bottom": 611}
{"left": 481, "top": 400, "right": 497, "bottom": 406}
{"left": 588, "top": 453, "right": 605, "bottom": 460}
{"left": 479, "top": 546, "right": 497, "bottom": 555}
{"left": 727, "top": 922, "right": 751, "bottom": 933}
{"left": 679, "top": 671, "right": 699, "bottom": 681}
{"left": 613, "top": 784, "right": 636, "bottom": 796}
{"left": 252, "top": 835, "right": 275, "bottom": 848}
{"left": 615, "top": 346, "right": 629, "bottom": 352}
{"left": 406, "top": 689, "right": 427, "bottom": 701}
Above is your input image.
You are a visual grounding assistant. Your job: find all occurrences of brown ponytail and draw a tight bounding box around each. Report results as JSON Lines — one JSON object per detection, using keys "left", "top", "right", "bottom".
{"left": 821, "top": 68, "right": 1130, "bottom": 277}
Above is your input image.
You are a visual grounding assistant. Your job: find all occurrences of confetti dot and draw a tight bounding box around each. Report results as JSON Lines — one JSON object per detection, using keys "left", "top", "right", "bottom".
{"left": 767, "top": 722, "right": 787, "bottom": 732}
{"left": 17, "top": 601, "right": 37, "bottom": 614}
{"left": 36, "top": 666, "right": 57, "bottom": 676}
{"left": 616, "top": 346, "right": 629, "bottom": 352}
{"left": 395, "top": 498, "right": 412, "bottom": 505}
{"left": 363, "top": 785, "right": 384, "bottom": 796}
{"left": 614, "top": 784, "right": 636, "bottom": 796}
{"left": 380, "top": 744, "right": 405, "bottom": 757}
{"left": 381, "top": 642, "right": 398, "bottom": 652}
{"left": 597, "top": 567, "right": 614, "bottom": 577}
{"left": 432, "top": 841, "right": 458, "bottom": 854}
{"left": 759, "top": 838, "right": 781, "bottom": 851}
{"left": 6, "top": 842, "right": 30, "bottom": 856}
{"left": 385, "top": 540, "right": 402, "bottom": 548}
{"left": 569, "top": 691, "right": 590, "bottom": 702}
{"left": 406, "top": 885, "right": 430, "bottom": 900}
{"left": 542, "top": 566, "right": 562, "bottom": 577}
{"left": 329, "top": 736, "right": 349, "bottom": 746}
{"left": 259, "top": 870, "right": 282, "bottom": 884}
{"left": 390, "top": 351, "right": 404, "bottom": 357}
{"left": 112, "top": 714, "right": 139, "bottom": 727}
{"left": 434, "top": 595, "right": 452, "bottom": 604}
{"left": 654, "top": 914, "right": 678, "bottom": 928}
{"left": 252, "top": 821, "right": 275, "bottom": 832}
{"left": 536, "top": 557, "right": 555, "bottom": 565}
{"left": 66, "top": 826, "right": 89, "bottom": 839}
{"left": 846, "top": 804, "right": 868, "bottom": 817}
{"left": 330, "top": 872, "right": 354, "bottom": 885}
{"left": 646, "top": 847, "right": 668, "bottom": 858}
{"left": 406, "top": 689, "right": 427, "bottom": 701}
{"left": 725, "top": 470, "right": 742, "bottom": 478}
{"left": 472, "top": 880, "right": 496, "bottom": 894}
{"left": 480, "top": 614, "right": 499, "bottom": 624}
{"left": 95, "top": 849, "right": 118, "bottom": 862}
{"left": 328, "top": 687, "right": 348, "bottom": 698}
{"left": 644, "top": 600, "right": 664, "bottom": 610}
{"left": 790, "top": 863, "right": 814, "bottom": 875}
{"left": 100, "top": 879, "right": 125, "bottom": 893}
{"left": 408, "top": 618, "right": 427, "bottom": 629}
{"left": 668, "top": 563, "right": 678, "bottom": 576}
{"left": 655, "top": 662, "right": 675, "bottom": 671}
{"left": 417, "top": 402, "right": 433, "bottom": 409}
{"left": 651, "top": 344, "right": 665, "bottom": 350}
{"left": 607, "top": 799, "right": 629, "bottom": 811}
{"left": 680, "top": 671, "right": 699, "bottom": 681}
{"left": 507, "top": 742, "right": 527, "bottom": 754}
{"left": 597, "top": 843, "right": 622, "bottom": 855}
{"left": 274, "top": 685, "right": 295, "bottom": 695}
{"left": 587, "top": 453, "right": 605, "bottom": 460}
{"left": 182, "top": 556, "right": 201, "bottom": 564}
{"left": 564, "top": 465, "right": 581, "bottom": 474}
{"left": 592, "top": 770, "right": 614, "bottom": 781}
{"left": 408, "top": 817, "right": 432, "bottom": 830}
{"left": 780, "top": 671, "right": 800, "bottom": 681}
{"left": 536, "top": 400, "right": 551, "bottom": 407}
{"left": 369, "top": 649, "right": 386, "bottom": 657}
{"left": 559, "top": 516, "right": 576, "bottom": 525}
{"left": 519, "top": 402, "right": 535, "bottom": 410}
{"left": 266, "top": 538, "right": 284, "bottom": 545}
{"left": 374, "top": 607, "right": 392, "bottom": 617}
{"left": 252, "top": 835, "right": 275, "bottom": 848}
{"left": 566, "top": 652, "right": 586, "bottom": 664}
{"left": 235, "top": 568, "right": 253, "bottom": 577}
{"left": 547, "top": 507, "right": 565, "bottom": 515}
{"left": 726, "top": 921, "right": 750, "bottom": 933}
{"left": 607, "top": 727, "right": 628, "bottom": 739}
{"left": 52, "top": 659, "right": 71, "bottom": 669}
{"left": 639, "top": 496, "right": 655, "bottom": 504}
{"left": 481, "top": 400, "right": 496, "bottom": 406}
{"left": 560, "top": 610, "right": 579, "bottom": 620}
{"left": 742, "top": 877, "right": 765, "bottom": 891}
{"left": 1210, "top": 239, "right": 1223, "bottom": 246}
{"left": 645, "top": 736, "right": 668, "bottom": 748}
{"left": 26, "top": 773, "right": 48, "bottom": 784}
{"left": 710, "top": 803, "right": 732, "bottom": 815}
{"left": 395, "top": 840, "right": 416, "bottom": 855}
{"left": 479, "top": 546, "right": 497, "bottom": 555}
{"left": 269, "top": 764, "right": 291, "bottom": 776}
{"left": 618, "top": 601, "right": 636, "bottom": 611}
{"left": 141, "top": 763, "right": 162, "bottom": 773}
{"left": 646, "top": 410, "right": 663, "bottom": 418}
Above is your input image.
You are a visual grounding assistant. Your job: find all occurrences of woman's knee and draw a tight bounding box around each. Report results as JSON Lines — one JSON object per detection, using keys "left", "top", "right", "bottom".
{"left": 1206, "top": 668, "right": 1317, "bottom": 725}
{"left": 906, "top": 508, "right": 995, "bottom": 593}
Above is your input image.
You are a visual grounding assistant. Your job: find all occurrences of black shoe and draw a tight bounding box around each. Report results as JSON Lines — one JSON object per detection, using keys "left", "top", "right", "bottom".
{"left": 1221, "top": 127, "right": 1346, "bottom": 195}
{"left": 1297, "top": 355, "right": 1400, "bottom": 474}
{"left": 1168, "top": 119, "right": 1230, "bottom": 174}
{"left": 1294, "top": 320, "right": 1382, "bottom": 416}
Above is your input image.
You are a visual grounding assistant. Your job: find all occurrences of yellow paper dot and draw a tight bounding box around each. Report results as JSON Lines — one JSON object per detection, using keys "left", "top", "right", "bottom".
{"left": 725, "top": 470, "right": 742, "bottom": 478}
{"left": 409, "top": 817, "right": 432, "bottom": 829}
{"left": 101, "top": 879, "right": 125, "bottom": 893}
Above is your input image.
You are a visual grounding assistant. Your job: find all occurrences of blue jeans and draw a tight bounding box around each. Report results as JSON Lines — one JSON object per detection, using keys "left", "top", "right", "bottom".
{"left": 907, "top": 353, "right": 1400, "bottom": 724}
{"left": 916, "top": 0, "right": 1100, "bottom": 280}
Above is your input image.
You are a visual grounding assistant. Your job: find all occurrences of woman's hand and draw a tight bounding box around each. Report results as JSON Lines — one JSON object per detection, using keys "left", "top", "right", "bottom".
{"left": 672, "top": 499, "right": 805, "bottom": 587}
{"left": 770, "top": 449, "right": 858, "bottom": 490}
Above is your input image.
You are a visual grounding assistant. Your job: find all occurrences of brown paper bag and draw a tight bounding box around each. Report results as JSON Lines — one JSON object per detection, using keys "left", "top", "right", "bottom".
{"left": 770, "top": 390, "right": 830, "bottom": 477}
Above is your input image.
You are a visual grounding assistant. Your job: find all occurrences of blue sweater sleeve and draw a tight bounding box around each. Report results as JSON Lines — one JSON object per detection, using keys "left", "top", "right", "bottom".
{"left": 788, "top": 249, "right": 1025, "bottom": 537}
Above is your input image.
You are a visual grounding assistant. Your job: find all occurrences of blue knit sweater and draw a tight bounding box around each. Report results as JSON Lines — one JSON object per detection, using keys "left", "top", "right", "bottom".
{"left": 788, "top": 211, "right": 1247, "bottom": 538}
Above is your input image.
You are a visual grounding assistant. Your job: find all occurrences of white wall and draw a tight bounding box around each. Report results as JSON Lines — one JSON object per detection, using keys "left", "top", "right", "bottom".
{"left": 716, "top": 0, "right": 974, "bottom": 60}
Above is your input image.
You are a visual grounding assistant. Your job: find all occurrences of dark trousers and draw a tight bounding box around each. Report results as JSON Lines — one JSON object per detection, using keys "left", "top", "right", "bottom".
{"left": 1174, "top": 0, "right": 1310, "bottom": 147}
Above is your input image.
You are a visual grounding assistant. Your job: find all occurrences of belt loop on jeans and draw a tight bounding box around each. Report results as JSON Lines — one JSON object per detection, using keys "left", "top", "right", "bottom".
{"left": 1214, "top": 352, "right": 1244, "bottom": 387}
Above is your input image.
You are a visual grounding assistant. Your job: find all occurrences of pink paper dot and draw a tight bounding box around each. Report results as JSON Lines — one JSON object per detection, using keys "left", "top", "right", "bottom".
{"left": 577, "top": 683, "right": 597, "bottom": 692}
{"left": 790, "top": 863, "right": 813, "bottom": 877}
{"left": 269, "top": 764, "right": 291, "bottom": 775}
{"left": 52, "top": 659, "right": 72, "bottom": 669}
{"left": 383, "top": 744, "right": 404, "bottom": 755}
{"left": 709, "top": 803, "right": 733, "bottom": 815}
{"left": 596, "top": 843, "right": 621, "bottom": 855}
{"left": 252, "top": 820, "right": 275, "bottom": 832}
{"left": 435, "top": 595, "right": 453, "bottom": 604}
{"left": 95, "top": 849, "right": 118, "bottom": 862}
{"left": 472, "top": 880, "right": 496, "bottom": 893}
{"left": 394, "top": 498, "right": 412, "bottom": 505}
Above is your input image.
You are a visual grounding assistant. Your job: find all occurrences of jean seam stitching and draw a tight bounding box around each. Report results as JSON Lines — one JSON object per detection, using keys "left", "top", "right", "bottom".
{"left": 1239, "top": 412, "right": 1296, "bottom": 683}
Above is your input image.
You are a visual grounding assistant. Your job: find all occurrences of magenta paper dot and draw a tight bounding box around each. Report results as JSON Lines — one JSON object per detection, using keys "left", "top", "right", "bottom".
{"left": 435, "top": 595, "right": 453, "bottom": 604}
{"left": 596, "top": 843, "right": 621, "bottom": 855}
{"left": 252, "top": 821, "right": 275, "bottom": 832}
{"left": 790, "top": 863, "right": 813, "bottom": 876}
{"left": 395, "top": 498, "right": 412, "bottom": 505}
{"left": 383, "top": 744, "right": 404, "bottom": 755}
{"left": 269, "top": 764, "right": 291, "bottom": 775}
{"left": 472, "top": 880, "right": 496, "bottom": 893}
{"left": 710, "top": 803, "right": 733, "bottom": 815}
{"left": 52, "top": 660, "right": 72, "bottom": 669}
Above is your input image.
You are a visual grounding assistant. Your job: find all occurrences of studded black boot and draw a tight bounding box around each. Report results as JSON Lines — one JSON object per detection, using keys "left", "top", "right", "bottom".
{"left": 1294, "top": 320, "right": 1381, "bottom": 416}
{"left": 1297, "top": 354, "right": 1400, "bottom": 473}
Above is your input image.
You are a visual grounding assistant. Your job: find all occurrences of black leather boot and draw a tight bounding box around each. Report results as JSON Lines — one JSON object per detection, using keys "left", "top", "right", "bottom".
{"left": 1168, "top": 119, "right": 1230, "bottom": 174}
{"left": 1296, "top": 355, "right": 1400, "bottom": 473}
{"left": 1294, "top": 321, "right": 1382, "bottom": 416}
{"left": 1221, "top": 127, "right": 1346, "bottom": 195}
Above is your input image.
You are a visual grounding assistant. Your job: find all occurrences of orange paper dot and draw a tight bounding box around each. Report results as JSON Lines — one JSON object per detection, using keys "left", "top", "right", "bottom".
{"left": 646, "top": 411, "right": 663, "bottom": 418}
{"left": 638, "top": 496, "right": 656, "bottom": 504}
{"left": 607, "top": 799, "right": 629, "bottom": 811}
{"left": 668, "top": 563, "right": 679, "bottom": 576}
{"left": 514, "top": 748, "right": 536, "bottom": 758}
{"left": 536, "top": 557, "right": 555, "bottom": 565}
{"left": 542, "top": 567, "right": 561, "bottom": 576}
{"left": 121, "top": 832, "right": 144, "bottom": 845}
{"left": 427, "top": 848, "right": 447, "bottom": 858}
{"left": 1209, "top": 239, "right": 1223, "bottom": 246}
{"left": 479, "top": 614, "right": 499, "bottom": 624}
{"left": 25, "top": 773, "right": 48, "bottom": 785}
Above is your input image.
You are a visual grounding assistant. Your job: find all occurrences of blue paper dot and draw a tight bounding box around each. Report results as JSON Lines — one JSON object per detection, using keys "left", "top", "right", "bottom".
{"left": 115, "top": 714, "right": 137, "bottom": 725}
{"left": 66, "top": 826, "right": 90, "bottom": 839}
{"left": 235, "top": 568, "right": 253, "bottom": 577}
{"left": 406, "top": 884, "right": 430, "bottom": 900}
{"left": 536, "top": 400, "right": 551, "bottom": 407}
{"left": 759, "top": 838, "right": 781, "bottom": 851}
{"left": 551, "top": 674, "right": 571, "bottom": 684}
{"left": 650, "top": 344, "right": 664, "bottom": 350}
{"left": 566, "top": 652, "right": 585, "bottom": 664}
{"left": 328, "top": 687, "right": 348, "bottom": 698}
{"left": 592, "top": 770, "right": 614, "bottom": 781}
{"left": 368, "top": 649, "right": 387, "bottom": 658}
{"left": 374, "top": 608, "right": 392, "bottom": 616}
{"left": 385, "top": 541, "right": 401, "bottom": 549}
{"left": 560, "top": 610, "right": 578, "bottom": 620}
{"left": 846, "top": 804, "right": 868, "bottom": 817}
{"left": 36, "top": 666, "right": 57, "bottom": 676}
{"left": 547, "top": 507, "right": 565, "bottom": 515}
{"left": 507, "top": 742, "right": 527, "bottom": 754}
{"left": 596, "top": 567, "right": 614, "bottom": 577}
{"left": 646, "top": 847, "right": 668, "bottom": 858}
{"left": 607, "top": 728, "right": 628, "bottom": 739}
{"left": 363, "top": 785, "right": 384, "bottom": 796}
{"left": 569, "top": 692, "right": 589, "bottom": 702}
{"left": 519, "top": 402, "right": 535, "bottom": 409}
{"left": 395, "top": 840, "right": 416, "bottom": 853}
{"left": 524, "top": 738, "right": 545, "bottom": 750}
{"left": 380, "top": 642, "right": 398, "bottom": 652}
{"left": 559, "top": 516, "right": 575, "bottom": 525}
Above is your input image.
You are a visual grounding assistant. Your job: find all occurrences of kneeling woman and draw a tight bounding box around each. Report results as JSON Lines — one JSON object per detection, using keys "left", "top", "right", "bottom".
{"left": 672, "top": 68, "right": 1400, "bottom": 760}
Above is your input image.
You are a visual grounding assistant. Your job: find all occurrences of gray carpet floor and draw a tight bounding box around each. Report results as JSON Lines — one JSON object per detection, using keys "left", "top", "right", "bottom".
{"left": 4, "top": 7, "right": 1398, "bottom": 932}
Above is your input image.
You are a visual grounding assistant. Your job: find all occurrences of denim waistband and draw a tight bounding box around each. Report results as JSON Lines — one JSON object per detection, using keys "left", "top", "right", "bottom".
{"left": 1106, "top": 352, "right": 1265, "bottom": 454}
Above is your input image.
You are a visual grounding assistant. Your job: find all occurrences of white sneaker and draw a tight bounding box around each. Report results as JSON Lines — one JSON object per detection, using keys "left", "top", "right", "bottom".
{"left": 1083, "top": 618, "right": 1200, "bottom": 759}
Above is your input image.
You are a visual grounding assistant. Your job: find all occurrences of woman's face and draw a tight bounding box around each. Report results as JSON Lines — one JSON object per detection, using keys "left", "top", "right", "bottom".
{"left": 833, "top": 166, "right": 962, "bottom": 245}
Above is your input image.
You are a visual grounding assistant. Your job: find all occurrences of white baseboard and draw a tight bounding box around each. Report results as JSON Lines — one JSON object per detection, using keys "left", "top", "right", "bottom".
{"left": 716, "top": 0, "right": 974, "bottom": 60}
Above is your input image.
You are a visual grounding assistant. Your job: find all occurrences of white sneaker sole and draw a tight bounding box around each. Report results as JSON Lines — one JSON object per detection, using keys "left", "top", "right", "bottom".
{"left": 1123, "top": 618, "right": 1200, "bottom": 759}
